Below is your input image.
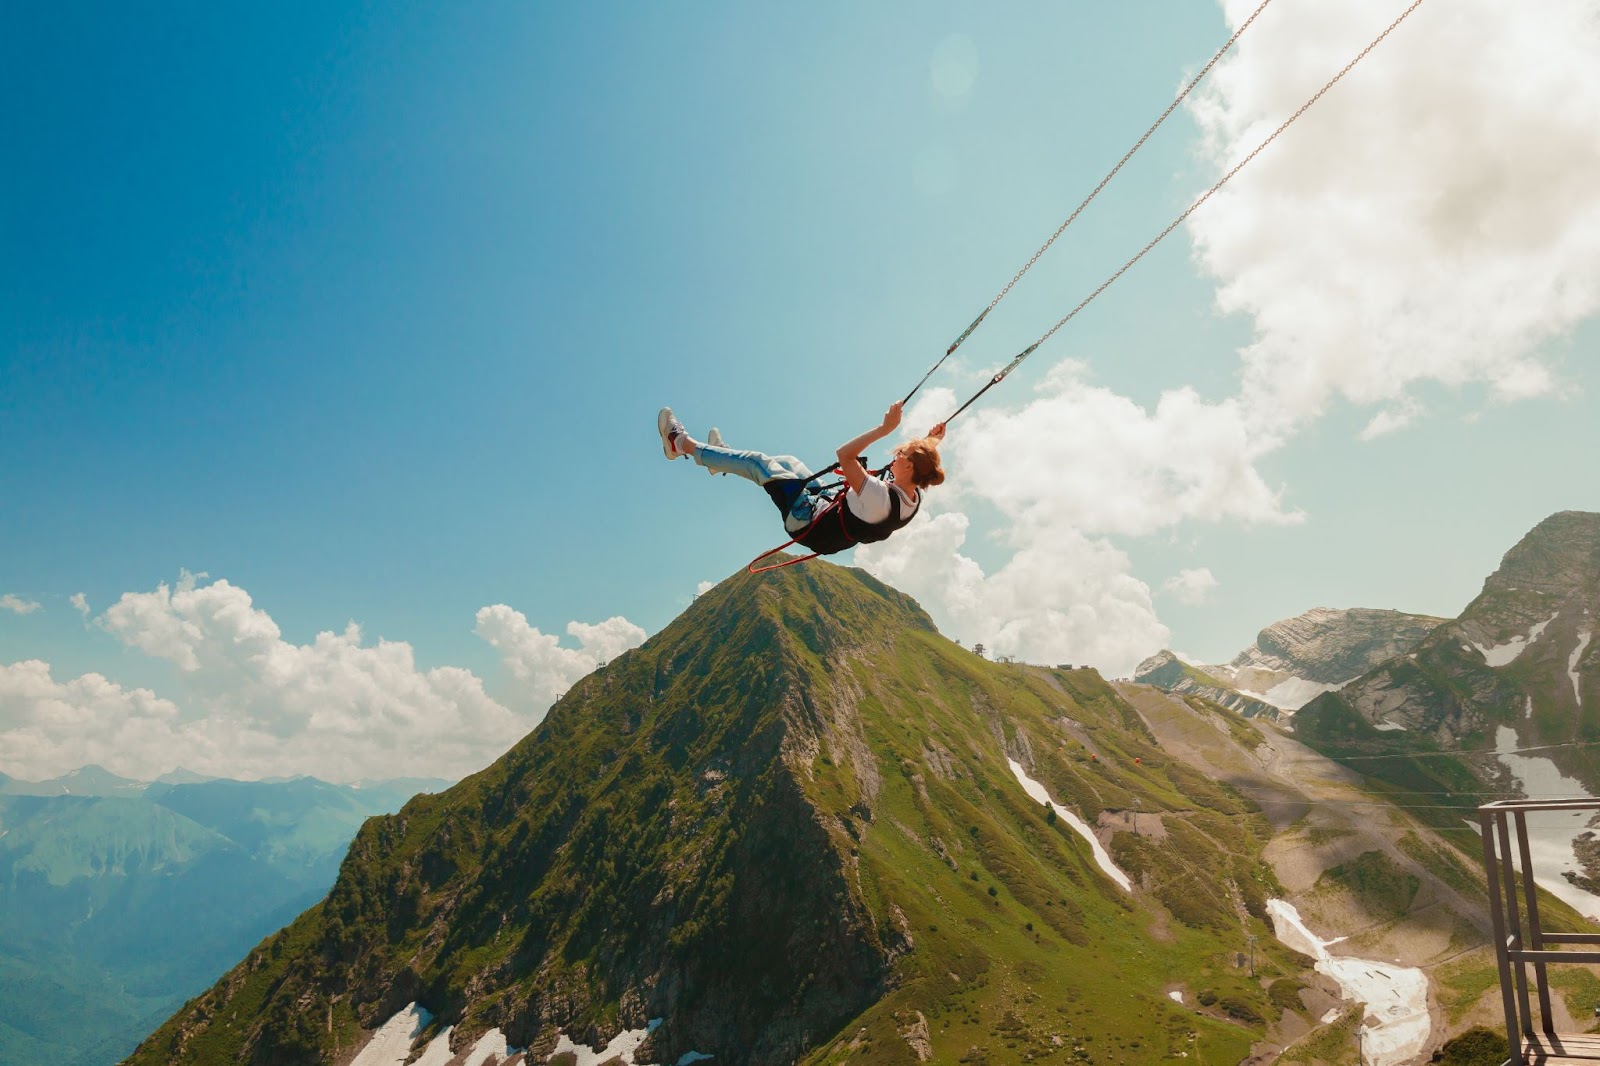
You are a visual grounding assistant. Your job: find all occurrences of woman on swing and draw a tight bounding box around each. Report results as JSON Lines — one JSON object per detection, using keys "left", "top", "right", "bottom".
{"left": 657, "top": 401, "right": 946, "bottom": 557}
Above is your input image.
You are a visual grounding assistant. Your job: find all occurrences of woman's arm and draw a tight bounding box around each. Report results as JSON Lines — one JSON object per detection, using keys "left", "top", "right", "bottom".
{"left": 836, "top": 402, "right": 903, "bottom": 493}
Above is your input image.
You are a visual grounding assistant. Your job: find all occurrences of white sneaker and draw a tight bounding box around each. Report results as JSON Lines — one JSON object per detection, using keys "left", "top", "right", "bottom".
{"left": 706, "top": 428, "right": 726, "bottom": 474}
{"left": 657, "top": 408, "right": 687, "bottom": 459}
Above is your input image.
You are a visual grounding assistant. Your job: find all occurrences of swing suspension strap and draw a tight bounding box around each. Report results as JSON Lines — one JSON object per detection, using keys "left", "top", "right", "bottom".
{"left": 897, "top": 0, "right": 1278, "bottom": 410}
{"left": 746, "top": 498, "right": 840, "bottom": 573}
{"left": 934, "top": 0, "right": 1427, "bottom": 428}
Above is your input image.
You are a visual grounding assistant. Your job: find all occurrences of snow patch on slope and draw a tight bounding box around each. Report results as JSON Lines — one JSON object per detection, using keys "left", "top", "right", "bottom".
{"left": 1008, "top": 758, "right": 1132, "bottom": 891}
{"left": 551, "top": 1022, "right": 659, "bottom": 1065}
{"left": 1570, "top": 631, "right": 1591, "bottom": 706}
{"left": 462, "top": 1030, "right": 510, "bottom": 1066}
{"left": 1260, "top": 676, "right": 1340, "bottom": 710}
{"left": 1495, "top": 726, "right": 1600, "bottom": 920}
{"left": 350, "top": 1004, "right": 432, "bottom": 1066}
{"left": 352, "top": 1009, "right": 712, "bottom": 1066}
{"left": 1266, "top": 900, "right": 1429, "bottom": 1066}
{"left": 410, "top": 1027, "right": 456, "bottom": 1066}
{"left": 1473, "top": 613, "right": 1558, "bottom": 667}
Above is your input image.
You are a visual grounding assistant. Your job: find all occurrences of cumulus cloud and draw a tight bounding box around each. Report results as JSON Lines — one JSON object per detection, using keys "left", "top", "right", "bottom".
{"left": 0, "top": 661, "right": 184, "bottom": 781}
{"left": 696, "top": 580, "right": 717, "bottom": 597}
{"left": 1, "top": 594, "right": 41, "bottom": 615}
{"left": 1188, "top": 0, "right": 1600, "bottom": 440}
{"left": 860, "top": 374, "right": 1279, "bottom": 672}
{"left": 67, "top": 572, "right": 527, "bottom": 782}
{"left": 855, "top": 512, "right": 1170, "bottom": 676}
{"left": 942, "top": 367, "right": 1297, "bottom": 538}
{"left": 1161, "top": 568, "right": 1220, "bottom": 606}
{"left": 2, "top": 572, "right": 653, "bottom": 784}
{"left": 70, "top": 593, "right": 89, "bottom": 619}
{"left": 474, "top": 606, "right": 647, "bottom": 708}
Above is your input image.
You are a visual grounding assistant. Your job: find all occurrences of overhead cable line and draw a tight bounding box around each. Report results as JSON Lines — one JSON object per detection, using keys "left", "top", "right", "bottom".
{"left": 1279, "top": 736, "right": 1600, "bottom": 763}
{"left": 1235, "top": 781, "right": 1523, "bottom": 787}
{"left": 900, "top": 0, "right": 1280, "bottom": 407}
{"left": 938, "top": 0, "right": 1428, "bottom": 426}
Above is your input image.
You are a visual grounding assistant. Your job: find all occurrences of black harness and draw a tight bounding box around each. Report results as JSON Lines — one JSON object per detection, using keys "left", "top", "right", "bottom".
{"left": 749, "top": 463, "right": 919, "bottom": 572}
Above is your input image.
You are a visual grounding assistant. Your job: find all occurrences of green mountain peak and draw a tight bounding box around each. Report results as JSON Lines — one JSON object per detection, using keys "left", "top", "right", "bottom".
{"left": 127, "top": 562, "right": 1300, "bottom": 1066}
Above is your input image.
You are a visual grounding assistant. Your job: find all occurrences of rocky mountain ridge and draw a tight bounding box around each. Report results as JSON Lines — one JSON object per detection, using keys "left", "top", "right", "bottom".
{"left": 1227, "top": 607, "right": 1448, "bottom": 687}
{"left": 1297, "top": 511, "right": 1600, "bottom": 819}
{"left": 1135, "top": 606, "right": 1446, "bottom": 713}
{"left": 1129, "top": 650, "right": 1281, "bottom": 718}
{"left": 130, "top": 562, "right": 1330, "bottom": 1066}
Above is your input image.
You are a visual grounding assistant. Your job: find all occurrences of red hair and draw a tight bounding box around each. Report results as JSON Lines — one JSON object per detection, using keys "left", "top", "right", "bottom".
{"left": 897, "top": 437, "right": 945, "bottom": 488}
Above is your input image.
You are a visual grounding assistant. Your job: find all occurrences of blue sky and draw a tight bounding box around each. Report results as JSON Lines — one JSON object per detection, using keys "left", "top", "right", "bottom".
{"left": 4, "top": 2, "right": 1598, "bottom": 782}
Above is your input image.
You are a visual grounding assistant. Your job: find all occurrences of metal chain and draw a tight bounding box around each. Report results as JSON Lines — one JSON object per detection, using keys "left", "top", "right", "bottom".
{"left": 983, "top": 0, "right": 1278, "bottom": 319}
{"left": 989, "top": 0, "right": 1427, "bottom": 392}
{"left": 899, "top": 0, "right": 1279, "bottom": 409}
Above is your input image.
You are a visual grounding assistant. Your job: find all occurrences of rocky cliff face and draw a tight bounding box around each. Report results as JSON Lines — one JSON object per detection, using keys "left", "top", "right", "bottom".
{"left": 1135, "top": 608, "right": 1445, "bottom": 713}
{"left": 128, "top": 563, "right": 1306, "bottom": 1066}
{"left": 1297, "top": 511, "right": 1600, "bottom": 807}
{"left": 1228, "top": 607, "right": 1447, "bottom": 688}
{"left": 1131, "top": 650, "right": 1280, "bottom": 718}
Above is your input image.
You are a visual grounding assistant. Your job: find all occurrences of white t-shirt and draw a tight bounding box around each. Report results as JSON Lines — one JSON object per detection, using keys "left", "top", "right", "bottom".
{"left": 845, "top": 476, "right": 920, "bottom": 525}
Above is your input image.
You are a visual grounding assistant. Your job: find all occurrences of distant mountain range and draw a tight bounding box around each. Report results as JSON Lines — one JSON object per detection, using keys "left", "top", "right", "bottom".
{"left": 0, "top": 768, "right": 448, "bottom": 1066}
{"left": 1135, "top": 607, "right": 1448, "bottom": 717}
{"left": 1294, "top": 511, "right": 1600, "bottom": 826}
{"left": 1130, "top": 513, "right": 1600, "bottom": 831}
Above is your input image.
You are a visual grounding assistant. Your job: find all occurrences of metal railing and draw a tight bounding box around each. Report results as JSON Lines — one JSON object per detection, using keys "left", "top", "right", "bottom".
{"left": 1481, "top": 798, "right": 1600, "bottom": 1065}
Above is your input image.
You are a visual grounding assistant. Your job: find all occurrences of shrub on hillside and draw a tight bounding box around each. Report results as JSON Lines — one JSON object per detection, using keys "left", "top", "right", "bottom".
{"left": 1431, "top": 1025, "right": 1509, "bottom": 1065}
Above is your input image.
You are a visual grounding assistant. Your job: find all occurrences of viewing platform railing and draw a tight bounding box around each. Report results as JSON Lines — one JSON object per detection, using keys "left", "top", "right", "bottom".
{"left": 1481, "top": 798, "right": 1600, "bottom": 1065}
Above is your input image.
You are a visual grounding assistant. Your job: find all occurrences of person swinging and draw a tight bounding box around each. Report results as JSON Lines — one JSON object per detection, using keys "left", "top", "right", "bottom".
{"left": 657, "top": 401, "right": 946, "bottom": 564}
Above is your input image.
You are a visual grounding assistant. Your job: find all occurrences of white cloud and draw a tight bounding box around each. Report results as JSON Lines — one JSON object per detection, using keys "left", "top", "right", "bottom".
{"left": 2, "top": 573, "right": 653, "bottom": 784}
{"left": 942, "top": 368, "right": 1298, "bottom": 539}
{"left": 0, "top": 573, "right": 547, "bottom": 781}
{"left": 696, "top": 580, "right": 716, "bottom": 597}
{"left": 1, "top": 594, "right": 41, "bottom": 615}
{"left": 859, "top": 374, "right": 1277, "bottom": 674}
{"left": 0, "top": 660, "right": 188, "bottom": 782}
{"left": 474, "top": 606, "right": 647, "bottom": 709}
{"left": 79, "top": 572, "right": 529, "bottom": 783}
{"left": 855, "top": 512, "right": 1170, "bottom": 677}
{"left": 1161, "top": 568, "right": 1220, "bottom": 606}
{"left": 70, "top": 593, "right": 89, "bottom": 619}
{"left": 1359, "top": 397, "right": 1425, "bottom": 441}
{"left": 1189, "top": 0, "right": 1600, "bottom": 441}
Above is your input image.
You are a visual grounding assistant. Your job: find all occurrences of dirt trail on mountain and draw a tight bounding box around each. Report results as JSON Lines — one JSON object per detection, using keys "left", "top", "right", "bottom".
{"left": 1116, "top": 682, "right": 1490, "bottom": 935}
{"left": 1115, "top": 681, "right": 1511, "bottom": 1059}
{"left": 1115, "top": 682, "right": 1345, "bottom": 831}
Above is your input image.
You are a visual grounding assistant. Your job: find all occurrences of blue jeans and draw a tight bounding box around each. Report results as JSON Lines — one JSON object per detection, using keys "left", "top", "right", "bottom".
{"left": 694, "top": 444, "right": 825, "bottom": 533}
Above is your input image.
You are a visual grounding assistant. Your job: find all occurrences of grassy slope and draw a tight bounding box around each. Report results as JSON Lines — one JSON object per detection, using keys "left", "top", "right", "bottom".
{"left": 795, "top": 631, "right": 1294, "bottom": 1065}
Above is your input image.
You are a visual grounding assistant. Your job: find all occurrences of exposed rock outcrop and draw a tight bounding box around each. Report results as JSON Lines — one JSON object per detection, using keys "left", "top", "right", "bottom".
{"left": 1297, "top": 511, "right": 1600, "bottom": 803}
{"left": 1132, "top": 650, "right": 1280, "bottom": 719}
{"left": 1227, "top": 607, "right": 1447, "bottom": 687}
{"left": 1136, "top": 608, "right": 1445, "bottom": 714}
